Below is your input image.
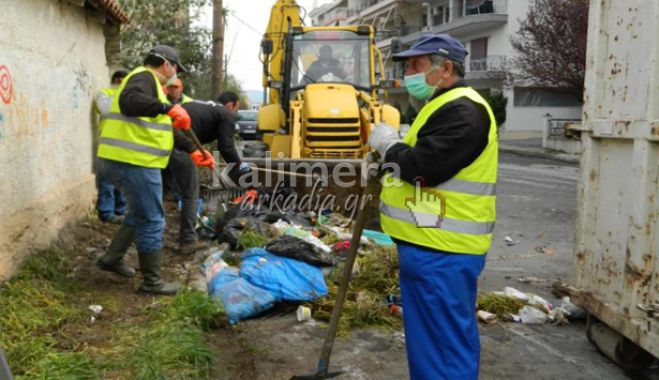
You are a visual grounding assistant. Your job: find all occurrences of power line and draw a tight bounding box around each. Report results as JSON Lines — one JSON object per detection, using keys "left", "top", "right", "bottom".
{"left": 228, "top": 12, "right": 262, "bottom": 36}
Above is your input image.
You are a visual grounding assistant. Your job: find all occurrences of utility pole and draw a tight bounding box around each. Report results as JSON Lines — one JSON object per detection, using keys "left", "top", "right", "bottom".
{"left": 212, "top": 0, "right": 224, "bottom": 98}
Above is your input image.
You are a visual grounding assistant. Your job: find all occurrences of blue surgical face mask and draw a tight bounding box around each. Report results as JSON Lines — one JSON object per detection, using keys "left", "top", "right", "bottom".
{"left": 404, "top": 68, "right": 441, "bottom": 100}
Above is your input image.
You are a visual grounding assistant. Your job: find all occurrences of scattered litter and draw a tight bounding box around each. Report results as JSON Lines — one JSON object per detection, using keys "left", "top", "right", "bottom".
{"left": 503, "top": 286, "right": 529, "bottom": 301}
{"left": 281, "top": 224, "right": 332, "bottom": 253}
{"left": 528, "top": 294, "right": 553, "bottom": 313}
{"left": 558, "top": 296, "right": 586, "bottom": 320}
{"left": 362, "top": 229, "right": 394, "bottom": 246}
{"left": 504, "top": 236, "right": 519, "bottom": 246}
{"left": 209, "top": 267, "right": 276, "bottom": 324}
{"left": 266, "top": 235, "right": 336, "bottom": 267}
{"left": 390, "top": 305, "right": 403, "bottom": 318}
{"left": 88, "top": 304, "right": 103, "bottom": 323}
{"left": 296, "top": 305, "right": 312, "bottom": 322}
{"left": 519, "top": 305, "right": 547, "bottom": 324}
{"left": 89, "top": 304, "right": 103, "bottom": 314}
{"left": 477, "top": 310, "right": 497, "bottom": 324}
{"left": 240, "top": 248, "right": 328, "bottom": 301}
{"left": 535, "top": 245, "right": 556, "bottom": 256}
{"left": 477, "top": 293, "right": 526, "bottom": 320}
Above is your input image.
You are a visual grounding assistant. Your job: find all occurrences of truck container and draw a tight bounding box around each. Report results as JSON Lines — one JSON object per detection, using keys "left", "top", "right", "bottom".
{"left": 571, "top": 0, "right": 658, "bottom": 367}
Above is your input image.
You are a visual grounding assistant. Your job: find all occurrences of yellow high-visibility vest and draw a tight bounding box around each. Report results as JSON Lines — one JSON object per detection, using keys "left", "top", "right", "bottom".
{"left": 97, "top": 67, "right": 173, "bottom": 169}
{"left": 181, "top": 94, "right": 194, "bottom": 104}
{"left": 379, "top": 86, "right": 498, "bottom": 254}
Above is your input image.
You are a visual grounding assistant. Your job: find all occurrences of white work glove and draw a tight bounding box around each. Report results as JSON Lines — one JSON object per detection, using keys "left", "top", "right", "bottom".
{"left": 367, "top": 122, "right": 402, "bottom": 157}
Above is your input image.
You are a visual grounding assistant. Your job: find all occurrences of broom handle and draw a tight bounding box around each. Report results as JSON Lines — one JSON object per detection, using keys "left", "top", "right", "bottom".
{"left": 315, "top": 163, "right": 380, "bottom": 376}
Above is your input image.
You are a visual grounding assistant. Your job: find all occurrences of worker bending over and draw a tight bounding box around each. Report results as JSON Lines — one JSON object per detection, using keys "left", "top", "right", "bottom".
{"left": 96, "top": 44, "right": 192, "bottom": 295}
{"left": 163, "top": 92, "right": 246, "bottom": 254}
{"left": 368, "top": 34, "right": 497, "bottom": 380}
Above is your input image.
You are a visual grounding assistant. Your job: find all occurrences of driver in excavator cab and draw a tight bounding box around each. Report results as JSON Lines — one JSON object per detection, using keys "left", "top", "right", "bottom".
{"left": 304, "top": 44, "right": 346, "bottom": 83}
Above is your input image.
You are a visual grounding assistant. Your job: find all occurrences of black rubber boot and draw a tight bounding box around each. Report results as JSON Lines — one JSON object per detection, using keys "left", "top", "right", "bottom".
{"left": 97, "top": 225, "right": 136, "bottom": 277}
{"left": 138, "top": 250, "right": 181, "bottom": 295}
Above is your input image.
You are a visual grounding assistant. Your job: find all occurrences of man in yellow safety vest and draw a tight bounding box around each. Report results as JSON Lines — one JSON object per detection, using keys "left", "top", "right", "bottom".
{"left": 368, "top": 34, "right": 498, "bottom": 380}
{"left": 96, "top": 45, "right": 192, "bottom": 295}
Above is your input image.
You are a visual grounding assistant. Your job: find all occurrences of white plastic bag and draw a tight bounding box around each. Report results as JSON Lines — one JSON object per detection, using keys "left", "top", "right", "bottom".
{"left": 519, "top": 305, "right": 547, "bottom": 324}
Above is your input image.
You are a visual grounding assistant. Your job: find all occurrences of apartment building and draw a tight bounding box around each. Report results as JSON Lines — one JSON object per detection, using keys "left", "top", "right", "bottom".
{"left": 309, "top": 0, "right": 583, "bottom": 138}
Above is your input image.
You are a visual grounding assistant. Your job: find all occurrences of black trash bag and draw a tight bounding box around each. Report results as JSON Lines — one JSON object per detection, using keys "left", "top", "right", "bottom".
{"left": 219, "top": 216, "right": 271, "bottom": 249}
{"left": 265, "top": 235, "right": 336, "bottom": 267}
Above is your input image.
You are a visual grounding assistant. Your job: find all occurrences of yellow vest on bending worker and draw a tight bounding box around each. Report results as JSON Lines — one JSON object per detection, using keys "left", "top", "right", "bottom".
{"left": 181, "top": 94, "right": 194, "bottom": 104}
{"left": 379, "top": 86, "right": 498, "bottom": 255}
{"left": 97, "top": 67, "right": 174, "bottom": 169}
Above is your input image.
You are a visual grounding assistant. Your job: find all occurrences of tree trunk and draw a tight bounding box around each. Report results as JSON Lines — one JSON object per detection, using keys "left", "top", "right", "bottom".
{"left": 212, "top": 0, "right": 224, "bottom": 99}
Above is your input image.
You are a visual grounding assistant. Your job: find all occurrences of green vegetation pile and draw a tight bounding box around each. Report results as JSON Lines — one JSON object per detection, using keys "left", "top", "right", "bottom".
{"left": 309, "top": 245, "right": 401, "bottom": 336}
{"left": 477, "top": 293, "right": 527, "bottom": 320}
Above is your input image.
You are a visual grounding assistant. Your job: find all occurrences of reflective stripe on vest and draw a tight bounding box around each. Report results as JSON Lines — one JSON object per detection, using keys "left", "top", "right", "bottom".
{"left": 379, "top": 86, "right": 498, "bottom": 255}
{"left": 380, "top": 202, "right": 495, "bottom": 235}
{"left": 99, "top": 137, "right": 171, "bottom": 157}
{"left": 97, "top": 67, "right": 173, "bottom": 169}
{"left": 103, "top": 113, "right": 171, "bottom": 131}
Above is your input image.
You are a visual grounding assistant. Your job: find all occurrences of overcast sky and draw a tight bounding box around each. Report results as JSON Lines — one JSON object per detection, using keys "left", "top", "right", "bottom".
{"left": 200, "top": 0, "right": 333, "bottom": 91}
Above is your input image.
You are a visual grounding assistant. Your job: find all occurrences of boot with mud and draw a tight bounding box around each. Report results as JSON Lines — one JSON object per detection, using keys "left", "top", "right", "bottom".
{"left": 97, "top": 224, "right": 136, "bottom": 277}
{"left": 138, "top": 250, "right": 181, "bottom": 295}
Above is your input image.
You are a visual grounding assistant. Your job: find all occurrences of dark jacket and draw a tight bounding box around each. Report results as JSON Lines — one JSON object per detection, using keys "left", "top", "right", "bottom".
{"left": 173, "top": 101, "right": 241, "bottom": 164}
{"left": 118, "top": 71, "right": 172, "bottom": 117}
{"left": 384, "top": 80, "right": 491, "bottom": 187}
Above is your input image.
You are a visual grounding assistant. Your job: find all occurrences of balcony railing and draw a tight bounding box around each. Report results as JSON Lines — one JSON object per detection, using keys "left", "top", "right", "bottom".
{"left": 466, "top": 56, "right": 507, "bottom": 72}
{"left": 464, "top": 0, "right": 507, "bottom": 16}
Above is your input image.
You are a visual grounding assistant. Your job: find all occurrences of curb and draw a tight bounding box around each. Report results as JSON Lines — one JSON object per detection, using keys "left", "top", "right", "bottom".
{"left": 499, "top": 146, "right": 580, "bottom": 164}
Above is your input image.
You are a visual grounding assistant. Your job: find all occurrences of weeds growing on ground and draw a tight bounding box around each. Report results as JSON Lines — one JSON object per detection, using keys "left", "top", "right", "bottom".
{"left": 0, "top": 246, "right": 225, "bottom": 379}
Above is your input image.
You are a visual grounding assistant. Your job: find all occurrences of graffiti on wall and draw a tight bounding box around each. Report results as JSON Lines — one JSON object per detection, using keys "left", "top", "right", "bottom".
{"left": 0, "top": 65, "right": 12, "bottom": 105}
{"left": 72, "top": 68, "right": 92, "bottom": 110}
{"left": 0, "top": 64, "right": 11, "bottom": 141}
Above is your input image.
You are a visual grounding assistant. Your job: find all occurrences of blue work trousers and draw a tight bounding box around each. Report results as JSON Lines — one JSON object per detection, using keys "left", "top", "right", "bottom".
{"left": 398, "top": 243, "right": 486, "bottom": 380}
{"left": 97, "top": 158, "right": 165, "bottom": 253}
{"left": 95, "top": 161, "right": 127, "bottom": 220}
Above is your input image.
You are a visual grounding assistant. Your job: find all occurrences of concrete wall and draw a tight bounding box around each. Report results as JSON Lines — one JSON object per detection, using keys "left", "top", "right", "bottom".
{"left": 501, "top": 90, "right": 582, "bottom": 138}
{"left": 0, "top": 0, "right": 111, "bottom": 281}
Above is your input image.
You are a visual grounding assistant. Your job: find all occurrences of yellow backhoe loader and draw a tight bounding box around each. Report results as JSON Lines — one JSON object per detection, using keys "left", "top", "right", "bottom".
{"left": 254, "top": 0, "right": 400, "bottom": 161}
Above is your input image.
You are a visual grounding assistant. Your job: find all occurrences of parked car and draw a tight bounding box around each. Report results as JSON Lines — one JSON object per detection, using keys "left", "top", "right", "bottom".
{"left": 236, "top": 110, "right": 259, "bottom": 140}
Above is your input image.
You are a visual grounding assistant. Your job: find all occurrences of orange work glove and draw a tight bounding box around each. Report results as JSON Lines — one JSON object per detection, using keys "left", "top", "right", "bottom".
{"left": 167, "top": 104, "right": 191, "bottom": 131}
{"left": 189, "top": 149, "right": 215, "bottom": 169}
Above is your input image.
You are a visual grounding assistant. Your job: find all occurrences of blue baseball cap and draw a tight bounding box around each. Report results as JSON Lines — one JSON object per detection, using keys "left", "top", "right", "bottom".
{"left": 392, "top": 34, "right": 468, "bottom": 63}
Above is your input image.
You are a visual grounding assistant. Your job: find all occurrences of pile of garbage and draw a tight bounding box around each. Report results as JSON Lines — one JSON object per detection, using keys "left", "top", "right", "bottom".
{"left": 189, "top": 187, "right": 400, "bottom": 331}
{"left": 477, "top": 286, "right": 586, "bottom": 325}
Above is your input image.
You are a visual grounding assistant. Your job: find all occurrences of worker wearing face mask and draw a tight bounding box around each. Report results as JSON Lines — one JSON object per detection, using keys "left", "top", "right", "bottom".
{"left": 96, "top": 44, "right": 192, "bottom": 295}
{"left": 367, "top": 34, "right": 498, "bottom": 380}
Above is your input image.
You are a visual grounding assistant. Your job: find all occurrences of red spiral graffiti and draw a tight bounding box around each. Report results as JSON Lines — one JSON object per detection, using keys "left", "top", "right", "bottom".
{"left": 0, "top": 65, "right": 13, "bottom": 104}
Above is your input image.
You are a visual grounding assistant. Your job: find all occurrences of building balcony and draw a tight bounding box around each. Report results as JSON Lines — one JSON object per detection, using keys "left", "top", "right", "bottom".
{"left": 465, "top": 55, "right": 508, "bottom": 80}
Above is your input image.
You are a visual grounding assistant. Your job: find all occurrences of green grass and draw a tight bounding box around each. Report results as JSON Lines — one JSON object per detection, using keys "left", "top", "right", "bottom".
{"left": 0, "top": 246, "right": 226, "bottom": 380}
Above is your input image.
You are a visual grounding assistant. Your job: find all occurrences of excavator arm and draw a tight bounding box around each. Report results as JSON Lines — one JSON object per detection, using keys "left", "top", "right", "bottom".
{"left": 261, "top": 0, "right": 302, "bottom": 106}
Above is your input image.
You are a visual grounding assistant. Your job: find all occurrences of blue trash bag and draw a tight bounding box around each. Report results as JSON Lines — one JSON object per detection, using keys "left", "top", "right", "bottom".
{"left": 240, "top": 248, "right": 328, "bottom": 301}
{"left": 209, "top": 267, "right": 276, "bottom": 324}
